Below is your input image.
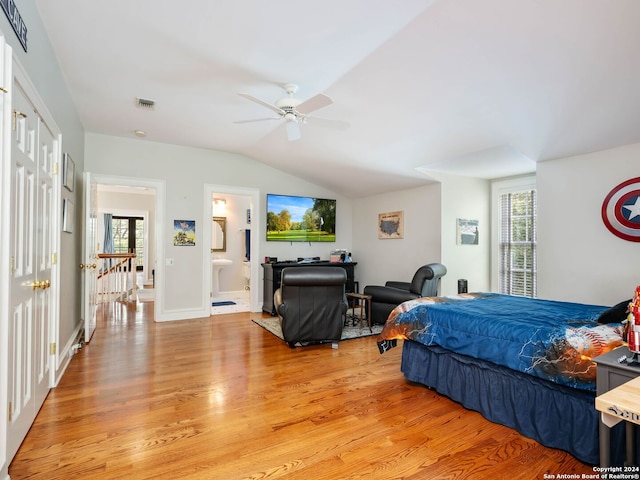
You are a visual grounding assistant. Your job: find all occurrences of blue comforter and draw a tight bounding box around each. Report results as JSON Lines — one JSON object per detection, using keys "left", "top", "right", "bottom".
{"left": 377, "top": 293, "right": 624, "bottom": 391}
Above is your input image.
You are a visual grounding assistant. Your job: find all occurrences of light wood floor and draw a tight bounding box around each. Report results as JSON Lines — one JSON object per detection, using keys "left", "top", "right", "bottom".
{"left": 9, "top": 300, "right": 596, "bottom": 479}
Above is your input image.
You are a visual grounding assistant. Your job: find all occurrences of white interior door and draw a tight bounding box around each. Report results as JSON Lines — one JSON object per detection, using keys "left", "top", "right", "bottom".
{"left": 34, "top": 114, "right": 56, "bottom": 404}
{"left": 82, "top": 171, "right": 98, "bottom": 343}
{"left": 0, "top": 33, "right": 11, "bottom": 476}
{"left": 6, "top": 77, "right": 55, "bottom": 463}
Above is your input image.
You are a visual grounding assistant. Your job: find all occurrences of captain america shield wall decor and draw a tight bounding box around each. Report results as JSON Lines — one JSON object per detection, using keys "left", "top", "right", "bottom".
{"left": 601, "top": 177, "right": 640, "bottom": 242}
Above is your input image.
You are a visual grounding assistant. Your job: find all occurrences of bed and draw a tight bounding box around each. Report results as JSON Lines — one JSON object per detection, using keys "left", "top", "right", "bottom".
{"left": 376, "top": 293, "right": 627, "bottom": 465}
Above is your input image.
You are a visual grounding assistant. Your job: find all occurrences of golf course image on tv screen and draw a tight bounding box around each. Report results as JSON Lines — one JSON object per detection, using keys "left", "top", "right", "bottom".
{"left": 266, "top": 194, "right": 336, "bottom": 242}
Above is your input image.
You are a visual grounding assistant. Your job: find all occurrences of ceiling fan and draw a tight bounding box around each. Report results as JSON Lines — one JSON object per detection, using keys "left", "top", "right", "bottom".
{"left": 235, "top": 84, "right": 349, "bottom": 141}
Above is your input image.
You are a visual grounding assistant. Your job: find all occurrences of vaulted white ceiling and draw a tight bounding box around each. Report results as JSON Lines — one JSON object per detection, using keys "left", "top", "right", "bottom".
{"left": 35, "top": 0, "right": 640, "bottom": 197}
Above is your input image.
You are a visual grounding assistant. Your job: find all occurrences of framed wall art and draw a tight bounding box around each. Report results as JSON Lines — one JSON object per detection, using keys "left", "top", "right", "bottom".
{"left": 62, "top": 198, "right": 74, "bottom": 233}
{"left": 173, "top": 220, "right": 196, "bottom": 246}
{"left": 378, "top": 211, "right": 403, "bottom": 239}
{"left": 456, "top": 218, "right": 479, "bottom": 245}
{"left": 62, "top": 153, "right": 75, "bottom": 192}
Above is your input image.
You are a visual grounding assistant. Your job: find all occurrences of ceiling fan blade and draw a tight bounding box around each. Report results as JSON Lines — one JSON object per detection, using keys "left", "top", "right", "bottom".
{"left": 285, "top": 120, "right": 301, "bottom": 141}
{"left": 296, "top": 93, "right": 333, "bottom": 114}
{"left": 233, "top": 117, "right": 281, "bottom": 124}
{"left": 304, "top": 116, "right": 350, "bottom": 131}
{"left": 238, "top": 93, "right": 285, "bottom": 115}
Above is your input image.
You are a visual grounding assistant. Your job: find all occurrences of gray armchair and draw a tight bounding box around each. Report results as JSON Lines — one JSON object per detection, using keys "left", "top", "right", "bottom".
{"left": 274, "top": 266, "right": 348, "bottom": 348}
{"left": 363, "top": 263, "right": 447, "bottom": 325}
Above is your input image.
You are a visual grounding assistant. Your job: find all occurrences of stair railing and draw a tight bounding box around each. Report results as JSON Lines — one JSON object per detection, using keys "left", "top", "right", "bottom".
{"left": 96, "top": 253, "right": 137, "bottom": 302}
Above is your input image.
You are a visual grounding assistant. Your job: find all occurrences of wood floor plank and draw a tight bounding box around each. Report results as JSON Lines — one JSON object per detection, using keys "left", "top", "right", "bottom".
{"left": 9, "top": 300, "right": 598, "bottom": 479}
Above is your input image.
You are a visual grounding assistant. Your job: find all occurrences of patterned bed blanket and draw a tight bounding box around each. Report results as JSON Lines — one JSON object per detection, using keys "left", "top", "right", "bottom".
{"left": 377, "top": 293, "right": 624, "bottom": 391}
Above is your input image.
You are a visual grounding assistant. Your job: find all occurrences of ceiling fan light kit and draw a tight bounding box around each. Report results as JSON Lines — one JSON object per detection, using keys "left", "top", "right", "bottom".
{"left": 236, "top": 83, "right": 348, "bottom": 141}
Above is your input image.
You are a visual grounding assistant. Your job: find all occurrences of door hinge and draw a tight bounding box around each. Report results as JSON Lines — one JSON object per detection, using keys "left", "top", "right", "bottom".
{"left": 8, "top": 402, "right": 11, "bottom": 422}
{"left": 10, "top": 256, "right": 15, "bottom": 273}
{"left": 53, "top": 161, "right": 59, "bottom": 175}
{"left": 50, "top": 342, "right": 56, "bottom": 355}
{"left": 52, "top": 252, "right": 57, "bottom": 265}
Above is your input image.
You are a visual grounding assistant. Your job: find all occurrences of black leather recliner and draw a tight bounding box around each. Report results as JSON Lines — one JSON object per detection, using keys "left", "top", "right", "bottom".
{"left": 363, "top": 263, "right": 447, "bottom": 325}
{"left": 274, "top": 266, "right": 348, "bottom": 348}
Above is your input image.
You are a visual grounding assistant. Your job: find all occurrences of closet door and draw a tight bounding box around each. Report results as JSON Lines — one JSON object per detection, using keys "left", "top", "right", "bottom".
{"left": 6, "top": 78, "right": 55, "bottom": 462}
{"left": 34, "top": 115, "right": 56, "bottom": 411}
{"left": 0, "top": 33, "right": 11, "bottom": 475}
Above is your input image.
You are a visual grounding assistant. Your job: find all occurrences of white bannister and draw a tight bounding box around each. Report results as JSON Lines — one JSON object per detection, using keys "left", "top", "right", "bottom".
{"left": 97, "top": 253, "right": 137, "bottom": 302}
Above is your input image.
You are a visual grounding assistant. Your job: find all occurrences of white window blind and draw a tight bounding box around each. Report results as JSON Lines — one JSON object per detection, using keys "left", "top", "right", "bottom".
{"left": 499, "top": 189, "right": 537, "bottom": 297}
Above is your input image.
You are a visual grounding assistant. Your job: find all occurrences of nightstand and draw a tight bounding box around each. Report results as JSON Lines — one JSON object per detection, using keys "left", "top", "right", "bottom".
{"left": 594, "top": 347, "right": 640, "bottom": 466}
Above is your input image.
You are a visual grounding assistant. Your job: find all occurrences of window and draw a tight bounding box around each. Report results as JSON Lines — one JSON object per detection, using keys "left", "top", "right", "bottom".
{"left": 112, "top": 216, "right": 144, "bottom": 270}
{"left": 492, "top": 176, "right": 537, "bottom": 297}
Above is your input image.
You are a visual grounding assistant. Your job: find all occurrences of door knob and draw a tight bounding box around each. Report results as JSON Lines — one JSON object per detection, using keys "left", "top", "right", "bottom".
{"left": 40, "top": 279, "right": 51, "bottom": 290}
{"left": 79, "top": 264, "right": 85, "bottom": 269}
{"left": 30, "top": 280, "right": 42, "bottom": 290}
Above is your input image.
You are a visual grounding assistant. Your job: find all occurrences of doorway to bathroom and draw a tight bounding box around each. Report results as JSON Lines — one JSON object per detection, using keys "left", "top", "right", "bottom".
{"left": 205, "top": 184, "right": 260, "bottom": 316}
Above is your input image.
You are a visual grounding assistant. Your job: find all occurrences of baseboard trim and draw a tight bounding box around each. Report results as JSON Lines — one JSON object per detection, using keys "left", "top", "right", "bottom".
{"left": 52, "top": 323, "right": 84, "bottom": 387}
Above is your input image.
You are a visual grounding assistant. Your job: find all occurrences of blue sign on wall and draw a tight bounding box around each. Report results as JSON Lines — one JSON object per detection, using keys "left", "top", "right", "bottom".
{"left": 1, "top": 0, "right": 27, "bottom": 52}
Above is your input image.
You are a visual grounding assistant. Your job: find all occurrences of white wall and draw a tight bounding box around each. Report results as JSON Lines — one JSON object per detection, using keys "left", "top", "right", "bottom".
{"left": 84, "top": 133, "right": 354, "bottom": 319}
{"left": 437, "top": 173, "right": 491, "bottom": 295}
{"left": 352, "top": 183, "right": 442, "bottom": 292}
{"left": 85, "top": 132, "right": 493, "bottom": 312}
{"left": 352, "top": 175, "right": 491, "bottom": 297}
{"left": 537, "top": 143, "right": 640, "bottom": 306}
{"left": 0, "top": 6, "right": 84, "bottom": 366}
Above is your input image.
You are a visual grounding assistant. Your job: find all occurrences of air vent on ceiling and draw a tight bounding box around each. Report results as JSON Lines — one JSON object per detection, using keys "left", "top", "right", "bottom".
{"left": 135, "top": 97, "right": 156, "bottom": 110}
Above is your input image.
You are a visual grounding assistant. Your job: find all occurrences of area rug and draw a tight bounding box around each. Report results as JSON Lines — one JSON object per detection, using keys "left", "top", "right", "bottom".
{"left": 252, "top": 316, "right": 383, "bottom": 342}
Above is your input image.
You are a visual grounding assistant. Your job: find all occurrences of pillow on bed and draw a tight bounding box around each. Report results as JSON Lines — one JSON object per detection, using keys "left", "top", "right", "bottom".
{"left": 597, "top": 299, "right": 631, "bottom": 324}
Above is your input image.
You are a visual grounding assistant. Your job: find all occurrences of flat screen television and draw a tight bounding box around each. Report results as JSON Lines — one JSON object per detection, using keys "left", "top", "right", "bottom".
{"left": 266, "top": 194, "right": 336, "bottom": 242}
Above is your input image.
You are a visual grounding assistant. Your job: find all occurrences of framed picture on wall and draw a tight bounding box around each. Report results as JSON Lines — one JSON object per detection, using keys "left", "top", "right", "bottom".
{"left": 62, "top": 153, "right": 75, "bottom": 191}
{"left": 62, "top": 198, "right": 74, "bottom": 233}
{"left": 173, "top": 220, "right": 196, "bottom": 246}
{"left": 378, "top": 211, "right": 403, "bottom": 239}
{"left": 456, "top": 218, "right": 479, "bottom": 245}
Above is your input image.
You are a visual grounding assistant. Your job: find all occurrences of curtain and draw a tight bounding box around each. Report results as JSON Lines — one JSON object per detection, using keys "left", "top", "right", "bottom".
{"left": 245, "top": 229, "right": 251, "bottom": 261}
{"left": 103, "top": 213, "right": 114, "bottom": 270}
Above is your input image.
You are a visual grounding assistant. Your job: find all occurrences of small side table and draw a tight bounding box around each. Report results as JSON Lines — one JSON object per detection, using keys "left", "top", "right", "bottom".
{"left": 596, "top": 375, "right": 640, "bottom": 467}
{"left": 346, "top": 292, "right": 372, "bottom": 332}
{"left": 594, "top": 347, "right": 640, "bottom": 467}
